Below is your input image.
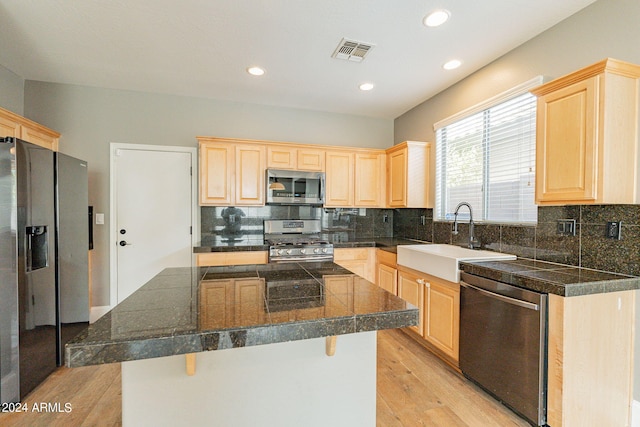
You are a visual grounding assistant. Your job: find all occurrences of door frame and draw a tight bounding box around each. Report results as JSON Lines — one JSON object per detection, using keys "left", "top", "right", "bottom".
{"left": 109, "top": 143, "right": 198, "bottom": 309}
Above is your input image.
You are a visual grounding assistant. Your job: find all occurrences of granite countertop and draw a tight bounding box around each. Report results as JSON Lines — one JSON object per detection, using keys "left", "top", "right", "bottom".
{"left": 460, "top": 258, "right": 640, "bottom": 297}
{"left": 66, "top": 262, "right": 418, "bottom": 367}
{"left": 194, "top": 235, "right": 424, "bottom": 253}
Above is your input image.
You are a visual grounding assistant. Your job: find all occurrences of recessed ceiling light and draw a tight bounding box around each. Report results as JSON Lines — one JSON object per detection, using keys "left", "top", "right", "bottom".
{"left": 424, "top": 9, "right": 450, "bottom": 27}
{"left": 443, "top": 59, "right": 462, "bottom": 70}
{"left": 247, "top": 66, "right": 265, "bottom": 76}
{"left": 359, "top": 83, "right": 374, "bottom": 91}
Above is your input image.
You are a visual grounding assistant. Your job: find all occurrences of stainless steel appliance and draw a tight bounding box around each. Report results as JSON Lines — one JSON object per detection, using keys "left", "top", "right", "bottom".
{"left": 266, "top": 169, "right": 325, "bottom": 206}
{"left": 459, "top": 271, "right": 548, "bottom": 426}
{"left": 0, "top": 137, "right": 88, "bottom": 403}
{"left": 264, "top": 219, "right": 333, "bottom": 263}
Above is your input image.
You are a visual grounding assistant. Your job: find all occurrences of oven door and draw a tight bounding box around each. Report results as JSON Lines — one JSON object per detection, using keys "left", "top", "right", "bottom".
{"left": 266, "top": 169, "right": 324, "bottom": 205}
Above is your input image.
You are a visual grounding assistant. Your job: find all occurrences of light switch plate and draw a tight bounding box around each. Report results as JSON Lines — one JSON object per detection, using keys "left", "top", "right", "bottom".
{"left": 96, "top": 213, "right": 105, "bottom": 225}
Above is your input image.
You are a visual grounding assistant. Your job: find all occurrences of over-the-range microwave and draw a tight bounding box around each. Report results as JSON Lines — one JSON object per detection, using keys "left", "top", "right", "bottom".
{"left": 266, "top": 169, "right": 325, "bottom": 206}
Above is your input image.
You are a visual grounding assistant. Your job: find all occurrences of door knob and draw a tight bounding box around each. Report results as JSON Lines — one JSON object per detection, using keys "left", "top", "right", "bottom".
{"left": 120, "top": 229, "right": 126, "bottom": 234}
{"left": 119, "top": 240, "right": 131, "bottom": 246}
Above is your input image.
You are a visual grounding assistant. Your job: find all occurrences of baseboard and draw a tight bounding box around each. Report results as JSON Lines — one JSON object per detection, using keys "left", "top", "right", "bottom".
{"left": 633, "top": 400, "right": 640, "bottom": 427}
{"left": 90, "top": 306, "right": 111, "bottom": 323}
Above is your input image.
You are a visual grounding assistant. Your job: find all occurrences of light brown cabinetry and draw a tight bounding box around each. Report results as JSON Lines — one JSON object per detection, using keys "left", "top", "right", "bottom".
{"left": 354, "top": 152, "right": 385, "bottom": 207}
{"left": 397, "top": 268, "right": 424, "bottom": 336}
{"left": 199, "top": 139, "right": 266, "bottom": 206}
{"left": 547, "top": 291, "right": 634, "bottom": 427}
{"left": 386, "top": 141, "right": 431, "bottom": 208}
{"left": 267, "top": 145, "right": 325, "bottom": 171}
{"left": 375, "top": 249, "right": 397, "bottom": 295}
{"left": 195, "top": 251, "right": 268, "bottom": 267}
{"left": 423, "top": 275, "right": 459, "bottom": 362}
{"left": 0, "top": 106, "right": 60, "bottom": 150}
{"left": 398, "top": 266, "right": 460, "bottom": 364}
{"left": 199, "top": 278, "right": 265, "bottom": 330}
{"left": 531, "top": 58, "right": 640, "bottom": 205}
{"left": 325, "top": 151, "right": 354, "bottom": 206}
{"left": 334, "top": 248, "right": 375, "bottom": 283}
{"left": 325, "top": 149, "right": 385, "bottom": 207}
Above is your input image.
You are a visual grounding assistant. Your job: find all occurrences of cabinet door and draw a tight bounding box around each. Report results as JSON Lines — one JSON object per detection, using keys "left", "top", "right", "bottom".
{"left": 324, "top": 275, "right": 354, "bottom": 315}
{"left": 424, "top": 278, "right": 460, "bottom": 361}
{"left": 536, "top": 76, "right": 598, "bottom": 203}
{"left": 235, "top": 144, "right": 265, "bottom": 205}
{"left": 354, "top": 152, "right": 384, "bottom": 207}
{"left": 325, "top": 151, "right": 354, "bottom": 207}
{"left": 267, "top": 146, "right": 296, "bottom": 169}
{"left": 297, "top": 148, "right": 325, "bottom": 171}
{"left": 398, "top": 270, "right": 424, "bottom": 336}
{"left": 377, "top": 263, "right": 397, "bottom": 295}
{"left": 334, "top": 248, "right": 374, "bottom": 282}
{"left": 199, "top": 280, "right": 233, "bottom": 329}
{"left": 200, "top": 143, "right": 233, "bottom": 205}
{"left": 387, "top": 148, "right": 407, "bottom": 207}
{"left": 234, "top": 278, "right": 266, "bottom": 325}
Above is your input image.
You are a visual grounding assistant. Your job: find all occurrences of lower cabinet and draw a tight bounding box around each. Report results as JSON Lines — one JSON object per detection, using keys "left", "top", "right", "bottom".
{"left": 333, "top": 248, "right": 375, "bottom": 283}
{"left": 398, "top": 266, "right": 460, "bottom": 365}
{"left": 199, "top": 278, "right": 265, "bottom": 329}
{"left": 195, "top": 251, "right": 268, "bottom": 266}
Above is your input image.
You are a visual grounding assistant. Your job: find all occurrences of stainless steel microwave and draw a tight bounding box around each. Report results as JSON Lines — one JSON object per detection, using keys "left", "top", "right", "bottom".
{"left": 266, "top": 169, "right": 325, "bottom": 205}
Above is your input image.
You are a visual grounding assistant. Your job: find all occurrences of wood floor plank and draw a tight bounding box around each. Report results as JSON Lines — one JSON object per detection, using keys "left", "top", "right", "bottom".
{"left": 0, "top": 329, "right": 530, "bottom": 426}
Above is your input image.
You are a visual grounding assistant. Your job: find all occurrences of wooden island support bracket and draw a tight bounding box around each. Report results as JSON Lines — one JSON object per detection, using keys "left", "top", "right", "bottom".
{"left": 326, "top": 336, "right": 337, "bottom": 356}
{"left": 185, "top": 353, "right": 196, "bottom": 376}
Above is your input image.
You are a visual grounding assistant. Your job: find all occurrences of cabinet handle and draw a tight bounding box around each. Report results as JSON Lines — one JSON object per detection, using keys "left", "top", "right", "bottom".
{"left": 416, "top": 278, "right": 424, "bottom": 285}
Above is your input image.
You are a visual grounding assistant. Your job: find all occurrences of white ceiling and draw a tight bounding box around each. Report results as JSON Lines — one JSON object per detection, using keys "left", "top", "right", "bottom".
{"left": 0, "top": 0, "right": 597, "bottom": 119}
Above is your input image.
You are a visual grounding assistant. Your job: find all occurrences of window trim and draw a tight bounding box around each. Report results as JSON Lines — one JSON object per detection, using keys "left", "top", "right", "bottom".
{"left": 433, "top": 76, "right": 543, "bottom": 224}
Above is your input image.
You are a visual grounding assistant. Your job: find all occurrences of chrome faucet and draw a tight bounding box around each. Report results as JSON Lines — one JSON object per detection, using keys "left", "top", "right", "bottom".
{"left": 452, "top": 202, "right": 479, "bottom": 249}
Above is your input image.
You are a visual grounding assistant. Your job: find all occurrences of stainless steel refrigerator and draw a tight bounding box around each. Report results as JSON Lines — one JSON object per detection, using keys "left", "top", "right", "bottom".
{"left": 0, "top": 137, "right": 89, "bottom": 403}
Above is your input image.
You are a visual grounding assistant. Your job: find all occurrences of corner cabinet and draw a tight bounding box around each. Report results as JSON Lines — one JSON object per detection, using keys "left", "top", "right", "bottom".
{"left": 0, "top": 106, "right": 60, "bottom": 150}
{"left": 386, "top": 141, "right": 431, "bottom": 208}
{"left": 199, "top": 138, "right": 266, "bottom": 206}
{"left": 531, "top": 58, "right": 640, "bottom": 205}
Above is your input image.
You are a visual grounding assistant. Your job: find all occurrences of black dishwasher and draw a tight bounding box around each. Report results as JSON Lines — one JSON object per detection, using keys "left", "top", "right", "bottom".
{"left": 459, "top": 271, "right": 548, "bottom": 426}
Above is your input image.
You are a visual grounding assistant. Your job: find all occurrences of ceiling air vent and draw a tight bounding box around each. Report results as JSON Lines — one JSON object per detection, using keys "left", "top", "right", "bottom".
{"left": 332, "top": 38, "right": 375, "bottom": 62}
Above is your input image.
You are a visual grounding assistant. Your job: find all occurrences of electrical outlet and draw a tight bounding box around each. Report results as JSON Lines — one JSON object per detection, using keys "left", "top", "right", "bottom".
{"left": 556, "top": 219, "right": 576, "bottom": 236}
{"left": 382, "top": 214, "right": 389, "bottom": 223}
{"left": 606, "top": 221, "right": 622, "bottom": 240}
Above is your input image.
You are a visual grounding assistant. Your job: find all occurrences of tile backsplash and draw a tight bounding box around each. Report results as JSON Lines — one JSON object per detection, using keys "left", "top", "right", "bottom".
{"left": 201, "top": 206, "right": 394, "bottom": 242}
{"left": 394, "top": 205, "right": 640, "bottom": 276}
{"left": 201, "top": 204, "right": 639, "bottom": 276}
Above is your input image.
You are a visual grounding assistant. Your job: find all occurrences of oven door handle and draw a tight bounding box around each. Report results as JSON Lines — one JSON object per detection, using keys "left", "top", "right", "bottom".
{"left": 460, "top": 281, "right": 539, "bottom": 311}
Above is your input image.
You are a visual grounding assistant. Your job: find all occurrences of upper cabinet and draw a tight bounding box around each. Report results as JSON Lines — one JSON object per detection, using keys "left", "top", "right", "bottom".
{"left": 199, "top": 138, "right": 266, "bottom": 206}
{"left": 325, "top": 148, "right": 385, "bottom": 208}
{"left": 531, "top": 58, "right": 640, "bottom": 205}
{"left": 386, "top": 141, "right": 431, "bottom": 208}
{"left": 0, "top": 106, "right": 60, "bottom": 151}
{"left": 267, "top": 145, "right": 325, "bottom": 171}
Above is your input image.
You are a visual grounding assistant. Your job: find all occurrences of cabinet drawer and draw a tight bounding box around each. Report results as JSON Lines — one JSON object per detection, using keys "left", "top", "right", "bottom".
{"left": 196, "top": 251, "right": 268, "bottom": 266}
{"left": 334, "top": 248, "right": 370, "bottom": 261}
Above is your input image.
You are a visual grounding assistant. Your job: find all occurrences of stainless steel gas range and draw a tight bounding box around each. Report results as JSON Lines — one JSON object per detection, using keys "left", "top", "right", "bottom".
{"left": 264, "top": 219, "right": 334, "bottom": 263}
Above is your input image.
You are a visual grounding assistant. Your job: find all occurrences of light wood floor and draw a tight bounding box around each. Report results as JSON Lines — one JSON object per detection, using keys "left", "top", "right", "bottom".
{"left": 0, "top": 329, "right": 529, "bottom": 426}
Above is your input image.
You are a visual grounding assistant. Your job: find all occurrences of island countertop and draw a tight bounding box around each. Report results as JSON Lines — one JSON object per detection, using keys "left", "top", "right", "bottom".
{"left": 66, "top": 261, "right": 418, "bottom": 367}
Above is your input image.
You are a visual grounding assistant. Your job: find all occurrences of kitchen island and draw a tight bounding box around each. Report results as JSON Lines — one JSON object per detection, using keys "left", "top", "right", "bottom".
{"left": 66, "top": 261, "right": 418, "bottom": 427}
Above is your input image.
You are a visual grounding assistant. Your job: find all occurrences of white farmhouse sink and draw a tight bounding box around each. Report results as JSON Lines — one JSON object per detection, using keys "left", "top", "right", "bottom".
{"left": 396, "top": 244, "right": 516, "bottom": 283}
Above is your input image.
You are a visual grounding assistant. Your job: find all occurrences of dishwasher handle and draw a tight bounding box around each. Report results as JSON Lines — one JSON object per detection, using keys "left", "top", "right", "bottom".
{"left": 460, "top": 281, "right": 539, "bottom": 311}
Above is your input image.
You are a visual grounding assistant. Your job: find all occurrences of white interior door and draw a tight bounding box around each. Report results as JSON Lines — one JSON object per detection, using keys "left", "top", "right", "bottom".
{"left": 112, "top": 145, "right": 195, "bottom": 304}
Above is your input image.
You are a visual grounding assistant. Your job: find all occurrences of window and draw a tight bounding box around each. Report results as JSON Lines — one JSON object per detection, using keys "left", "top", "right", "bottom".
{"left": 434, "top": 77, "right": 541, "bottom": 224}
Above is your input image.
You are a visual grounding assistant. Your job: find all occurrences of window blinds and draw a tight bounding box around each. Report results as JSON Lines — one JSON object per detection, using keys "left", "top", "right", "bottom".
{"left": 434, "top": 77, "right": 542, "bottom": 224}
